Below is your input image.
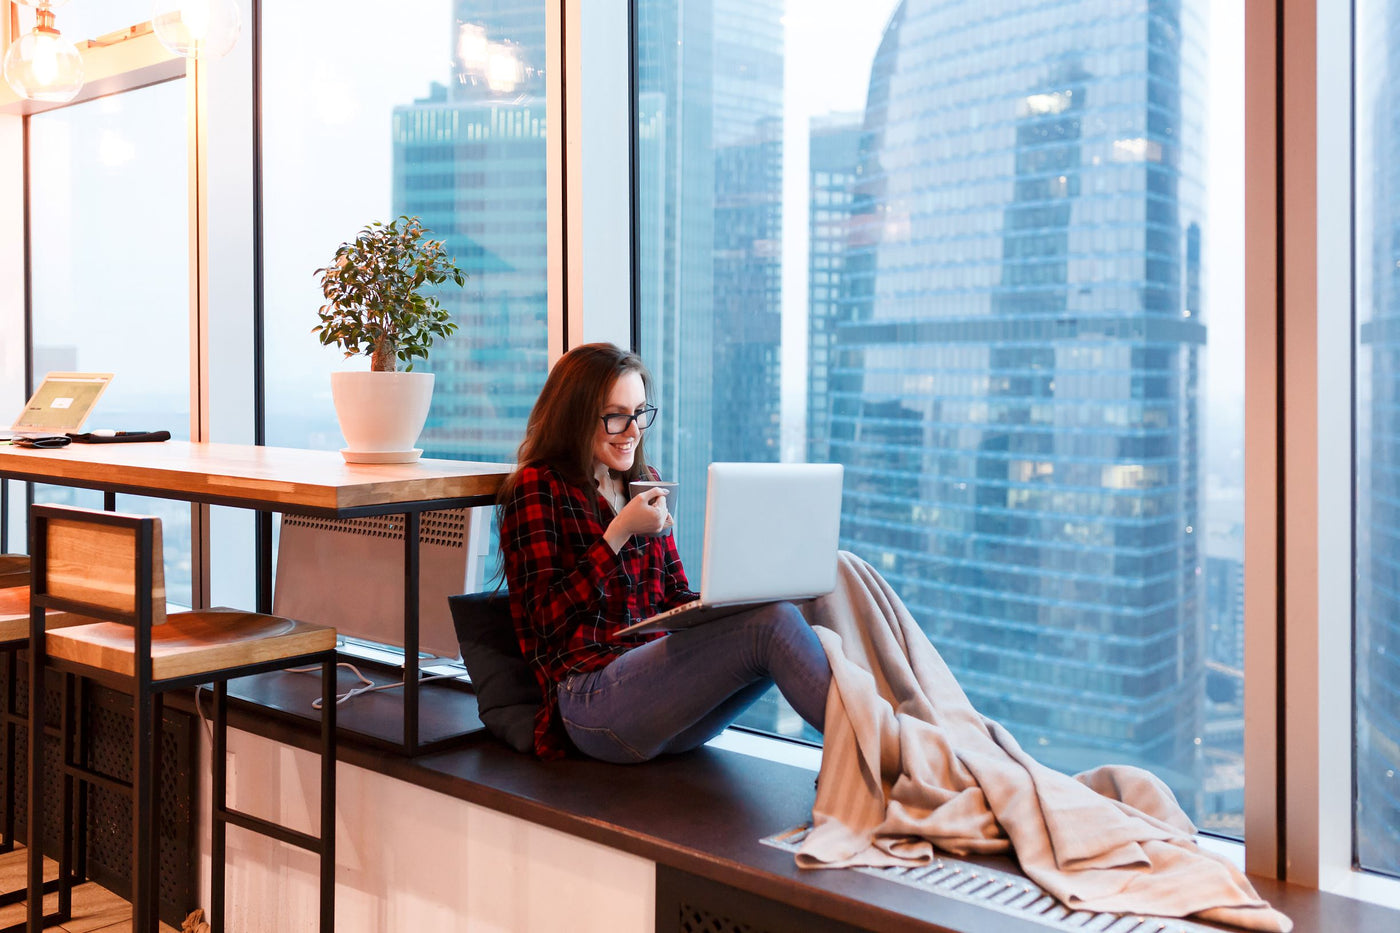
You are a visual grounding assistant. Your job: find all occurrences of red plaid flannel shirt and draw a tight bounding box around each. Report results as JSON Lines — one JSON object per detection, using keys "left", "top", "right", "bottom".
{"left": 500, "top": 462, "right": 696, "bottom": 758}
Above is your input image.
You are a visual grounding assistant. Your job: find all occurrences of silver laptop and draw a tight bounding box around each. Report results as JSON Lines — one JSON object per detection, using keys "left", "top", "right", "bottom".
{"left": 2, "top": 372, "right": 113, "bottom": 439}
{"left": 616, "top": 462, "right": 843, "bottom": 636}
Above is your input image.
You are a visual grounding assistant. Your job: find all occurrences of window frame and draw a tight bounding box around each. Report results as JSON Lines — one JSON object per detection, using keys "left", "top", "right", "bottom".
{"left": 1246, "top": 0, "right": 1399, "bottom": 905}
{"left": 0, "top": 9, "right": 195, "bottom": 577}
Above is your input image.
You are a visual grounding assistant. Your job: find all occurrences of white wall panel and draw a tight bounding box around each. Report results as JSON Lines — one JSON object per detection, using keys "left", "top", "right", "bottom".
{"left": 198, "top": 728, "right": 655, "bottom": 932}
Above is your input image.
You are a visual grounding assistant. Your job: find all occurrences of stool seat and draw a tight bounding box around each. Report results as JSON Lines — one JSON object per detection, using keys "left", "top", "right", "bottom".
{"left": 46, "top": 609, "right": 336, "bottom": 681}
{"left": 0, "top": 586, "right": 93, "bottom": 641}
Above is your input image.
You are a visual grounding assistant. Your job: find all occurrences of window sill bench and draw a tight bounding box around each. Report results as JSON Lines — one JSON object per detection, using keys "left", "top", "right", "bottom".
{"left": 223, "top": 682, "right": 1399, "bottom": 933}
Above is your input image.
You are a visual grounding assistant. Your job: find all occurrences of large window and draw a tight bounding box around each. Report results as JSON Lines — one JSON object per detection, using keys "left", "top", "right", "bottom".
{"left": 1354, "top": 0, "right": 1400, "bottom": 879}
{"left": 635, "top": 0, "right": 1246, "bottom": 834}
{"left": 261, "top": 0, "right": 548, "bottom": 465}
{"left": 26, "top": 80, "right": 193, "bottom": 606}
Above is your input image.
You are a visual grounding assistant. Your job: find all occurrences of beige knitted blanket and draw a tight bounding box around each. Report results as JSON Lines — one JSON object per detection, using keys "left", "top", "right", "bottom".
{"left": 797, "top": 552, "right": 1291, "bottom": 932}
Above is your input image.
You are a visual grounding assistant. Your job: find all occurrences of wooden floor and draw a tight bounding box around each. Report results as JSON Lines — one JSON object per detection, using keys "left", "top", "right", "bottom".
{"left": 0, "top": 846, "right": 178, "bottom": 933}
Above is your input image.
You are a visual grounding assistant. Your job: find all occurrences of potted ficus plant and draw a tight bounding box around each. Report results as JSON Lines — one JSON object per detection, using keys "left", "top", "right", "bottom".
{"left": 314, "top": 215, "right": 466, "bottom": 463}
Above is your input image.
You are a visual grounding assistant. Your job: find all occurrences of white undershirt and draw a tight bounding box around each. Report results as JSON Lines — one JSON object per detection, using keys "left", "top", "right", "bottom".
{"left": 595, "top": 465, "right": 626, "bottom": 514}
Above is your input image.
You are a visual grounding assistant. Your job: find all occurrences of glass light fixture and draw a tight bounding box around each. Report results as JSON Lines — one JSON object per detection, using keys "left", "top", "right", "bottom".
{"left": 152, "top": 0, "right": 241, "bottom": 60}
{"left": 3, "top": 1, "right": 84, "bottom": 103}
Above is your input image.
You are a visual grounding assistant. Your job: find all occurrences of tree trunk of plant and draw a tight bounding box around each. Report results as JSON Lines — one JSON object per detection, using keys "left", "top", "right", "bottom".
{"left": 371, "top": 336, "right": 397, "bottom": 372}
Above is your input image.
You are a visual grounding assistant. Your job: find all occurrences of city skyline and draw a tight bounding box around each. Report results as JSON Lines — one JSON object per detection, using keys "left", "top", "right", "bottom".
{"left": 395, "top": 0, "right": 551, "bottom": 464}
{"left": 827, "top": 0, "right": 1206, "bottom": 796}
{"left": 626, "top": 0, "right": 1240, "bottom": 831}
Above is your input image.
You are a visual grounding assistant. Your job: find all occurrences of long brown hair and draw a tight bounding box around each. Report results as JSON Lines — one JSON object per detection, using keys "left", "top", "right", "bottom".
{"left": 497, "top": 342, "right": 654, "bottom": 515}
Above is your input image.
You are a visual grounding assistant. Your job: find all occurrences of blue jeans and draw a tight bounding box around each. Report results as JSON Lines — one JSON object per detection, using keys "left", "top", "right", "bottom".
{"left": 557, "top": 601, "right": 831, "bottom": 763}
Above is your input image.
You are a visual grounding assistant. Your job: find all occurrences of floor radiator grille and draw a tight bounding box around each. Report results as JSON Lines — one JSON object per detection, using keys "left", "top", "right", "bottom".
{"left": 761, "top": 825, "right": 1227, "bottom": 933}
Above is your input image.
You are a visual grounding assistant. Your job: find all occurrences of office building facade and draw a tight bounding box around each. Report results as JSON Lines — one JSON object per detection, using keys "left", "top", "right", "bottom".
{"left": 1356, "top": 0, "right": 1400, "bottom": 875}
{"left": 823, "top": 0, "right": 1208, "bottom": 799}
{"left": 807, "top": 115, "right": 863, "bottom": 466}
{"left": 635, "top": 0, "right": 717, "bottom": 563}
{"left": 635, "top": 0, "right": 786, "bottom": 561}
{"left": 392, "top": 2, "right": 549, "bottom": 464}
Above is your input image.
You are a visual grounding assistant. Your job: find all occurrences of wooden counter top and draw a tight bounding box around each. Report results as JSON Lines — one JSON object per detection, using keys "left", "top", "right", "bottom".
{"left": 0, "top": 441, "right": 510, "bottom": 513}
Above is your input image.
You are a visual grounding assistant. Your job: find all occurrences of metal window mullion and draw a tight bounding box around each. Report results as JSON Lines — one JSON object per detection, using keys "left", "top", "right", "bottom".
{"left": 188, "top": 55, "right": 212, "bottom": 611}
{"left": 1275, "top": 0, "right": 1324, "bottom": 887}
{"left": 547, "top": 0, "right": 568, "bottom": 364}
{"left": 0, "top": 8, "right": 27, "bottom": 549}
{"left": 553, "top": 0, "right": 632, "bottom": 361}
{"left": 1243, "top": 0, "right": 1284, "bottom": 880}
{"left": 1268, "top": 0, "right": 1363, "bottom": 892}
{"left": 1313, "top": 0, "right": 1357, "bottom": 892}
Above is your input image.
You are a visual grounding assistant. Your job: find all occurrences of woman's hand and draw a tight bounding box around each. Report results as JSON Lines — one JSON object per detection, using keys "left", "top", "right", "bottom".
{"left": 603, "top": 487, "right": 670, "bottom": 552}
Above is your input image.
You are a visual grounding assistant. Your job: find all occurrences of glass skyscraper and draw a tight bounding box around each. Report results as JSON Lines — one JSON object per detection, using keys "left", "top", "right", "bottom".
{"left": 392, "top": 1, "right": 549, "bottom": 464}
{"left": 808, "top": 115, "right": 863, "bottom": 466}
{"left": 710, "top": 0, "right": 785, "bottom": 465}
{"left": 636, "top": 0, "right": 787, "bottom": 561}
{"left": 636, "top": 0, "right": 718, "bottom": 563}
{"left": 1356, "top": 0, "right": 1400, "bottom": 876}
{"left": 817, "top": 0, "right": 1208, "bottom": 801}
{"left": 401, "top": 0, "right": 1221, "bottom": 818}
{"left": 636, "top": 0, "right": 1214, "bottom": 798}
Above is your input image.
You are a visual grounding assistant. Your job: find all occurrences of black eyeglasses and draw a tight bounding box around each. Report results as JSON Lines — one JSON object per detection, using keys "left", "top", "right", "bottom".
{"left": 600, "top": 406, "right": 658, "bottom": 435}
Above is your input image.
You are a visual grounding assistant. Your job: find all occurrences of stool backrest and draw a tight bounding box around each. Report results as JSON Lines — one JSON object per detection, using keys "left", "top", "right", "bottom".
{"left": 33, "top": 505, "right": 166, "bottom": 627}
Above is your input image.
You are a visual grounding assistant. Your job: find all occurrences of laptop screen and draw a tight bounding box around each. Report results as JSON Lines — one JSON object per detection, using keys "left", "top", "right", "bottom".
{"left": 12, "top": 372, "right": 113, "bottom": 434}
{"left": 698, "top": 462, "right": 843, "bottom": 605}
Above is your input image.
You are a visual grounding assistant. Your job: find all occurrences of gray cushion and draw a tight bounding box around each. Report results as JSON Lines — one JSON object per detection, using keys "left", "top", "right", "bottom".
{"left": 448, "top": 592, "right": 539, "bottom": 753}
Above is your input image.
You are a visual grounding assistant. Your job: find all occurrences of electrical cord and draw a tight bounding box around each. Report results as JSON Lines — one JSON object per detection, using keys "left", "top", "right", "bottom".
{"left": 192, "top": 662, "right": 462, "bottom": 739}
{"left": 287, "top": 661, "right": 376, "bottom": 709}
{"left": 287, "top": 661, "right": 460, "bottom": 710}
{"left": 193, "top": 683, "right": 214, "bottom": 746}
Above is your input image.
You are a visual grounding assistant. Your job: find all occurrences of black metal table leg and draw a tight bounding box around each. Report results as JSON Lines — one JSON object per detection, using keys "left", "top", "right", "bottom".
{"left": 320, "top": 655, "right": 336, "bottom": 931}
{"left": 131, "top": 685, "right": 158, "bottom": 931}
{"left": 403, "top": 510, "right": 421, "bottom": 755}
{"left": 27, "top": 605, "right": 47, "bottom": 930}
{"left": 212, "top": 681, "right": 227, "bottom": 931}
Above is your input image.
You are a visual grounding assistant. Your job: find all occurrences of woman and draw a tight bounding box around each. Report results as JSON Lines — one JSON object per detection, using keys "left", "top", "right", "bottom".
{"left": 498, "top": 343, "right": 831, "bottom": 761}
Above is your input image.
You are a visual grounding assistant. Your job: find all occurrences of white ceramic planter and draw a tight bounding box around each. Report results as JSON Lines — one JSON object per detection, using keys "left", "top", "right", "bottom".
{"left": 330, "top": 370, "right": 435, "bottom": 463}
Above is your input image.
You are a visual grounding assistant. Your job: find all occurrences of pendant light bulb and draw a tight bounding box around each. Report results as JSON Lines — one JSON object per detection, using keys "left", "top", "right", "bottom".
{"left": 152, "top": 0, "right": 241, "bottom": 60}
{"left": 3, "top": 3, "right": 84, "bottom": 104}
{"left": 31, "top": 40, "right": 59, "bottom": 85}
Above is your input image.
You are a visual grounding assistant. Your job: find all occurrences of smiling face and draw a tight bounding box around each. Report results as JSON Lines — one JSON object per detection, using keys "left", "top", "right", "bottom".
{"left": 593, "top": 371, "right": 648, "bottom": 475}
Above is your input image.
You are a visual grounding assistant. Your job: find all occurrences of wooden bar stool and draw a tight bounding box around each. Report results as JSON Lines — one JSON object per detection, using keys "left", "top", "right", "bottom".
{"left": 26, "top": 505, "right": 338, "bottom": 932}
{"left": 0, "top": 563, "right": 88, "bottom": 929}
{"left": 0, "top": 580, "right": 36, "bottom": 857}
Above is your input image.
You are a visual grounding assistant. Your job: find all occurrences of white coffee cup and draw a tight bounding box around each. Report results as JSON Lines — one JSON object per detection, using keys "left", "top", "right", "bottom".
{"left": 628, "top": 480, "right": 677, "bottom": 536}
